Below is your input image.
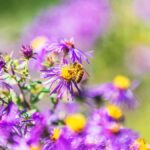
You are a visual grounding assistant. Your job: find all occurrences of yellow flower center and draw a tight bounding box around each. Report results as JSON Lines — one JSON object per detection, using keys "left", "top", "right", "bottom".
{"left": 30, "top": 36, "right": 47, "bottom": 50}
{"left": 65, "top": 113, "right": 87, "bottom": 132}
{"left": 60, "top": 63, "right": 84, "bottom": 82}
{"left": 107, "top": 105, "right": 123, "bottom": 120}
{"left": 61, "top": 65, "right": 76, "bottom": 81}
{"left": 132, "top": 138, "right": 150, "bottom": 150}
{"left": 113, "top": 75, "right": 131, "bottom": 89}
{"left": 29, "top": 145, "right": 41, "bottom": 150}
{"left": 50, "top": 128, "right": 61, "bottom": 141}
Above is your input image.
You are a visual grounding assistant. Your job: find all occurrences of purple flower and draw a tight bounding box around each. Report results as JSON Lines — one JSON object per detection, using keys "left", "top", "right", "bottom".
{"left": 42, "top": 61, "right": 86, "bottom": 100}
{"left": 0, "top": 102, "right": 28, "bottom": 146}
{"left": 0, "top": 56, "right": 5, "bottom": 71}
{"left": 21, "top": 45, "right": 36, "bottom": 59}
{"left": 43, "top": 133, "right": 71, "bottom": 150}
{"left": 85, "top": 75, "right": 138, "bottom": 108}
{"left": 28, "top": 36, "right": 52, "bottom": 70}
{"left": 86, "top": 107, "right": 139, "bottom": 149}
{"left": 107, "top": 128, "right": 139, "bottom": 150}
{"left": 22, "top": 0, "right": 110, "bottom": 50}
{"left": 47, "top": 38, "right": 92, "bottom": 63}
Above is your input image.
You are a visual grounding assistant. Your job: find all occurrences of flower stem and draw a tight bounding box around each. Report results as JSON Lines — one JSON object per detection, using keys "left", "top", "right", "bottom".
{"left": 51, "top": 98, "right": 58, "bottom": 114}
{"left": 5, "top": 65, "right": 30, "bottom": 109}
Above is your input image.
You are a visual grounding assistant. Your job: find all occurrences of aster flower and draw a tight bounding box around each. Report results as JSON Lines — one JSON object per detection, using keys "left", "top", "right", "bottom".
{"left": 90, "top": 105, "right": 124, "bottom": 130}
{"left": 42, "top": 61, "right": 86, "bottom": 100}
{"left": 28, "top": 36, "right": 58, "bottom": 71}
{"left": 43, "top": 128, "right": 71, "bottom": 150}
{"left": 29, "top": 36, "right": 52, "bottom": 70}
{"left": 85, "top": 75, "right": 138, "bottom": 108}
{"left": 47, "top": 38, "right": 92, "bottom": 63}
{"left": 0, "top": 102, "right": 30, "bottom": 147}
{"left": 21, "top": 45, "right": 36, "bottom": 59}
{"left": 88, "top": 106, "right": 139, "bottom": 149}
{"left": 107, "top": 128, "right": 139, "bottom": 150}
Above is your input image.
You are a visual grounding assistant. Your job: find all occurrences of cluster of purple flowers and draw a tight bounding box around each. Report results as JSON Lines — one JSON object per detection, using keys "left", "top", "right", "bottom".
{"left": 0, "top": 102, "right": 148, "bottom": 149}
{"left": 42, "top": 38, "right": 92, "bottom": 100}
{"left": 0, "top": 38, "right": 149, "bottom": 150}
{"left": 21, "top": 0, "right": 110, "bottom": 72}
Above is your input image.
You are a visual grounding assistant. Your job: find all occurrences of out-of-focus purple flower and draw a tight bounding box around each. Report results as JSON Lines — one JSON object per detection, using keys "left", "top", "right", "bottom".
{"left": 47, "top": 38, "right": 92, "bottom": 63}
{"left": 133, "top": 0, "right": 150, "bottom": 23}
{"left": 107, "top": 128, "right": 139, "bottom": 150}
{"left": 42, "top": 61, "right": 86, "bottom": 100}
{"left": 85, "top": 75, "right": 138, "bottom": 108}
{"left": 0, "top": 102, "right": 28, "bottom": 147}
{"left": 0, "top": 56, "right": 5, "bottom": 71}
{"left": 90, "top": 105, "right": 124, "bottom": 129}
{"left": 29, "top": 36, "right": 51, "bottom": 70}
{"left": 23, "top": 0, "right": 111, "bottom": 50}
{"left": 43, "top": 130, "right": 71, "bottom": 150}
{"left": 27, "top": 112, "right": 47, "bottom": 145}
{"left": 87, "top": 107, "right": 139, "bottom": 149}
{"left": 21, "top": 45, "right": 36, "bottom": 59}
{"left": 127, "top": 45, "right": 150, "bottom": 76}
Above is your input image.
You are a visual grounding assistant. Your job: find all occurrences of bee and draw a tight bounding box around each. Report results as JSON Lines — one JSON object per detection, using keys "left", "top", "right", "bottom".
{"left": 76, "top": 70, "right": 84, "bottom": 83}
{"left": 73, "top": 62, "right": 84, "bottom": 83}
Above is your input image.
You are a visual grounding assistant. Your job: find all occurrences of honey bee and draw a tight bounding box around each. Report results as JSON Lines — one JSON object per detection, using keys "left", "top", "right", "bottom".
{"left": 73, "top": 62, "right": 84, "bottom": 83}
{"left": 76, "top": 70, "right": 84, "bottom": 83}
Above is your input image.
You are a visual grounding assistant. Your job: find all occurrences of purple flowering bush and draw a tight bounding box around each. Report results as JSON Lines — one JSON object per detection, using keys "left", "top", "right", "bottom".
{"left": 0, "top": 38, "right": 149, "bottom": 150}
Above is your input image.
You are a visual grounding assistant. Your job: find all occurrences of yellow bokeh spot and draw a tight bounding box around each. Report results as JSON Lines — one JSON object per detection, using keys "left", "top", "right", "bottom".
{"left": 50, "top": 128, "right": 61, "bottom": 141}
{"left": 107, "top": 105, "right": 123, "bottom": 120}
{"left": 113, "top": 75, "right": 131, "bottom": 89}
{"left": 30, "top": 36, "right": 47, "bottom": 50}
{"left": 65, "top": 113, "right": 87, "bottom": 132}
{"left": 29, "top": 145, "right": 41, "bottom": 150}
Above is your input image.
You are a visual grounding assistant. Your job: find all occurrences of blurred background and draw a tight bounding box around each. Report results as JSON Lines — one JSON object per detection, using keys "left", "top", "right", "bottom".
{"left": 0, "top": 0, "right": 150, "bottom": 141}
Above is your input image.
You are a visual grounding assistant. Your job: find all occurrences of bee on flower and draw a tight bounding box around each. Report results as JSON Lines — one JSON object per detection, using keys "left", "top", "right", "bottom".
{"left": 85, "top": 75, "right": 138, "bottom": 108}
{"left": 42, "top": 61, "right": 86, "bottom": 100}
